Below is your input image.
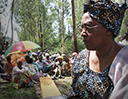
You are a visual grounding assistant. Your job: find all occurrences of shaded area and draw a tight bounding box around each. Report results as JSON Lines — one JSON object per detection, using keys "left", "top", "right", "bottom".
{"left": 0, "top": 77, "right": 72, "bottom": 99}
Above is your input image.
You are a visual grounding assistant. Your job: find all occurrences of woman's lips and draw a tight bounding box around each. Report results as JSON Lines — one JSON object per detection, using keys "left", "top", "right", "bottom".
{"left": 82, "top": 38, "right": 89, "bottom": 43}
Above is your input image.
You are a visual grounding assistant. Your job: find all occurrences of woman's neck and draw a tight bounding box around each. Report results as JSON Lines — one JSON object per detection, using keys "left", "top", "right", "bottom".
{"left": 89, "top": 42, "right": 122, "bottom": 73}
{"left": 96, "top": 41, "right": 116, "bottom": 58}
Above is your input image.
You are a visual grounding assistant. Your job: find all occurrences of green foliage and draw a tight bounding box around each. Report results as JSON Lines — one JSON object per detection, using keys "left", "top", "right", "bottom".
{"left": 12, "top": 0, "right": 128, "bottom": 55}
{"left": 13, "top": 0, "right": 76, "bottom": 55}
{"left": 0, "top": 0, "right": 8, "bottom": 14}
{"left": 115, "top": 8, "right": 128, "bottom": 42}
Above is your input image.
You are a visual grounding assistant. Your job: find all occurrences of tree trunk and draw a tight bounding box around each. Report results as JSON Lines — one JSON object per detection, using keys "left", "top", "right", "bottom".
{"left": 42, "top": 4, "right": 45, "bottom": 51}
{"left": 71, "top": 0, "right": 78, "bottom": 53}
{"left": 0, "top": 14, "right": 1, "bottom": 37}
{"left": 62, "top": 0, "right": 64, "bottom": 55}
{"left": 10, "top": 0, "right": 15, "bottom": 45}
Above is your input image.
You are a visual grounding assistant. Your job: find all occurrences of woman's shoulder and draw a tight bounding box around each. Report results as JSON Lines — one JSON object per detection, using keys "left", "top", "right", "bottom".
{"left": 112, "top": 45, "right": 128, "bottom": 66}
{"left": 118, "top": 45, "right": 128, "bottom": 57}
{"left": 79, "top": 48, "right": 88, "bottom": 54}
{"left": 76, "top": 48, "right": 89, "bottom": 59}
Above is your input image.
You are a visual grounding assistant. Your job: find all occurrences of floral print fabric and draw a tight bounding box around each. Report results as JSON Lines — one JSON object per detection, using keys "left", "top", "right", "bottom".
{"left": 68, "top": 49, "right": 114, "bottom": 99}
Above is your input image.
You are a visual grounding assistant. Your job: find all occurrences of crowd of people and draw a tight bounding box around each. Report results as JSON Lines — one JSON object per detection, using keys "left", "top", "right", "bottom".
{"left": 0, "top": 0, "right": 128, "bottom": 98}
{"left": 0, "top": 48, "right": 78, "bottom": 89}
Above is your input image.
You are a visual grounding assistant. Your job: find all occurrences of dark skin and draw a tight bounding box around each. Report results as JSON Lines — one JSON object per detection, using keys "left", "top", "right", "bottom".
{"left": 81, "top": 12, "right": 123, "bottom": 73}
{"left": 39, "top": 57, "right": 43, "bottom": 62}
{"left": 17, "top": 61, "right": 23, "bottom": 70}
{"left": 123, "top": 33, "right": 128, "bottom": 41}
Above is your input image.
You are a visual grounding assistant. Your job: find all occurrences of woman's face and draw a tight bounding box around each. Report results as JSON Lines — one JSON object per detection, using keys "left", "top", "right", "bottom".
{"left": 81, "top": 12, "right": 108, "bottom": 50}
{"left": 17, "top": 61, "right": 23, "bottom": 68}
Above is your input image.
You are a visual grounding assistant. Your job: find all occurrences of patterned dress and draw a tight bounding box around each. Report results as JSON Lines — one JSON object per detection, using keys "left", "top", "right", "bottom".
{"left": 68, "top": 49, "right": 114, "bottom": 99}
{"left": 24, "top": 62, "right": 39, "bottom": 76}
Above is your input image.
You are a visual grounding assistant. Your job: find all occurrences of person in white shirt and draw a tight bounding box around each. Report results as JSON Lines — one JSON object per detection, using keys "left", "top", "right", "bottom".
{"left": 119, "top": 33, "right": 128, "bottom": 45}
{"left": 36, "top": 55, "right": 52, "bottom": 73}
{"left": 12, "top": 59, "right": 34, "bottom": 88}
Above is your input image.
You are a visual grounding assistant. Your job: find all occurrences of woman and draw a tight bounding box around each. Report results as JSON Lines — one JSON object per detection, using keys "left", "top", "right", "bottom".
{"left": 24, "top": 55, "right": 45, "bottom": 82}
{"left": 69, "top": 52, "right": 78, "bottom": 76}
{"left": 68, "top": 0, "right": 127, "bottom": 99}
{"left": 12, "top": 59, "right": 33, "bottom": 88}
{"left": 24, "top": 55, "right": 39, "bottom": 75}
{"left": 3, "top": 55, "right": 13, "bottom": 74}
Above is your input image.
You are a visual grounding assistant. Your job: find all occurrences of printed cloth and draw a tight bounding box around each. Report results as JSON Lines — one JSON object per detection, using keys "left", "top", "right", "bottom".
{"left": 24, "top": 62, "right": 39, "bottom": 76}
{"left": 68, "top": 45, "right": 128, "bottom": 99}
{"left": 14, "top": 73, "right": 32, "bottom": 85}
{"left": 83, "top": 0, "right": 127, "bottom": 37}
{"left": 68, "top": 49, "right": 114, "bottom": 99}
{"left": 0, "top": 77, "right": 18, "bottom": 89}
{"left": 12, "top": 66, "right": 28, "bottom": 82}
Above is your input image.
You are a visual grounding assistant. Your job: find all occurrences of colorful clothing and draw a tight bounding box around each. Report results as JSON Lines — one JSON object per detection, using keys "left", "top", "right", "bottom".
{"left": 11, "top": 66, "right": 32, "bottom": 88}
{"left": 11, "top": 53, "right": 27, "bottom": 67}
{"left": 36, "top": 60, "right": 51, "bottom": 73}
{"left": 69, "top": 45, "right": 128, "bottom": 99}
{"left": 0, "top": 81, "right": 19, "bottom": 89}
{"left": 24, "top": 62, "right": 39, "bottom": 76}
{"left": 3, "top": 60, "right": 13, "bottom": 74}
{"left": 68, "top": 49, "right": 114, "bottom": 99}
{"left": 56, "top": 61, "right": 65, "bottom": 75}
{"left": 45, "top": 58, "right": 52, "bottom": 64}
{"left": 12, "top": 66, "right": 28, "bottom": 82}
{"left": 14, "top": 73, "right": 31, "bottom": 85}
{"left": 36, "top": 60, "right": 49, "bottom": 69}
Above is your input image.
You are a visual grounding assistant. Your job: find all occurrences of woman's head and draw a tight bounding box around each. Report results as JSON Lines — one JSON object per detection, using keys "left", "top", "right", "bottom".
{"left": 6, "top": 55, "right": 11, "bottom": 63}
{"left": 17, "top": 59, "right": 23, "bottom": 69}
{"left": 38, "top": 55, "right": 43, "bottom": 62}
{"left": 25, "top": 55, "right": 33, "bottom": 63}
{"left": 123, "top": 33, "right": 128, "bottom": 40}
{"left": 81, "top": 12, "right": 112, "bottom": 50}
{"left": 83, "top": 0, "right": 127, "bottom": 38}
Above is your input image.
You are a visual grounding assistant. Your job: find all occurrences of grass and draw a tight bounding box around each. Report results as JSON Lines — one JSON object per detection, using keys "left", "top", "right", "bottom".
{"left": 0, "top": 83, "right": 40, "bottom": 99}
{"left": 0, "top": 76, "right": 72, "bottom": 99}
{"left": 54, "top": 76, "right": 72, "bottom": 96}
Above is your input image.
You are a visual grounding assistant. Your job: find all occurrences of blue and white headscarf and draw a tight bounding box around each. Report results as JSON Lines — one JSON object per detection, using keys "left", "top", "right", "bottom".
{"left": 84, "top": 0, "right": 127, "bottom": 38}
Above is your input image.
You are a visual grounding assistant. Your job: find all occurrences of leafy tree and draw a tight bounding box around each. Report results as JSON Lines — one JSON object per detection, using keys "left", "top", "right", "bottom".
{"left": 11, "top": 0, "right": 127, "bottom": 56}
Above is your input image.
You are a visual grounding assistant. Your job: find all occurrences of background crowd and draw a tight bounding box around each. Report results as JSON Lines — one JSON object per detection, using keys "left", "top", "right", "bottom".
{"left": 0, "top": 47, "right": 78, "bottom": 89}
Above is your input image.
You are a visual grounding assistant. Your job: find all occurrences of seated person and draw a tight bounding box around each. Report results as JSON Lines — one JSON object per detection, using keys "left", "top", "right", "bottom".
{"left": 36, "top": 55, "right": 53, "bottom": 73}
{"left": 44, "top": 53, "right": 52, "bottom": 64}
{"left": 52, "top": 56, "right": 65, "bottom": 79}
{"left": 24, "top": 55, "right": 39, "bottom": 76}
{"left": 69, "top": 52, "right": 78, "bottom": 76}
{"left": 12, "top": 59, "right": 33, "bottom": 88}
{"left": 3, "top": 55, "right": 13, "bottom": 74}
{"left": 0, "top": 57, "right": 4, "bottom": 73}
{"left": 119, "top": 33, "right": 128, "bottom": 45}
{"left": 62, "top": 54, "right": 71, "bottom": 76}
{"left": 24, "top": 55, "right": 48, "bottom": 83}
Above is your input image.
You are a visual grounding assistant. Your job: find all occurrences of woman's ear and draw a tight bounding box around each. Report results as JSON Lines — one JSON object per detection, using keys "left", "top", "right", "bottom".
{"left": 106, "top": 31, "right": 112, "bottom": 36}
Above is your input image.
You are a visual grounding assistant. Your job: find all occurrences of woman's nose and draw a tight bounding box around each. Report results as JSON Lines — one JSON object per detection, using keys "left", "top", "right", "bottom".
{"left": 81, "top": 29, "right": 88, "bottom": 37}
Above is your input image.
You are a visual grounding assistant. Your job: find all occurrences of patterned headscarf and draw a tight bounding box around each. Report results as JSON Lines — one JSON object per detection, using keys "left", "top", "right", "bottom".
{"left": 84, "top": 0, "right": 127, "bottom": 38}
